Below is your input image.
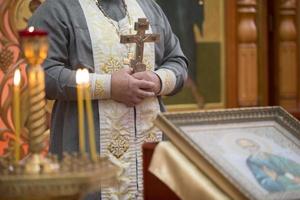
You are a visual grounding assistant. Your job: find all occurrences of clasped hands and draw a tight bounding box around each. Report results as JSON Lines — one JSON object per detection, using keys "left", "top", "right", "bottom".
{"left": 111, "top": 68, "right": 161, "bottom": 107}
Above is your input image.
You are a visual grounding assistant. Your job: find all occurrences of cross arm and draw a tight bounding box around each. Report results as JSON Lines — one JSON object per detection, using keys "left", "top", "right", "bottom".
{"left": 143, "top": 34, "right": 160, "bottom": 43}
{"left": 120, "top": 35, "right": 136, "bottom": 44}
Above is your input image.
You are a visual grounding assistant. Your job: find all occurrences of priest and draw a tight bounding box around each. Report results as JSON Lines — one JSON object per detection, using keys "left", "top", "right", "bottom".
{"left": 29, "top": 0, "right": 188, "bottom": 199}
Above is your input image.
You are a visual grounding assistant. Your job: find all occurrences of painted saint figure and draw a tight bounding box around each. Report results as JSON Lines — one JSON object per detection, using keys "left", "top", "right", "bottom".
{"left": 237, "top": 138, "right": 300, "bottom": 193}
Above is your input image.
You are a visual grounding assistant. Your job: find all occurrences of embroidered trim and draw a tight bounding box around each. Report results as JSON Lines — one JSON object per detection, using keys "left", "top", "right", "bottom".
{"left": 155, "top": 69, "right": 176, "bottom": 95}
{"left": 144, "top": 132, "right": 158, "bottom": 143}
{"left": 102, "top": 57, "right": 123, "bottom": 74}
{"left": 95, "top": 79, "right": 105, "bottom": 98}
{"left": 108, "top": 134, "right": 130, "bottom": 158}
{"left": 89, "top": 74, "right": 111, "bottom": 99}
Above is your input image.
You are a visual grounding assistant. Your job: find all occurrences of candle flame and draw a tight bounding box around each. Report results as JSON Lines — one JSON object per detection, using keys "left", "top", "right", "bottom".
{"left": 76, "top": 69, "right": 83, "bottom": 85}
{"left": 28, "top": 26, "right": 35, "bottom": 33}
{"left": 82, "top": 69, "right": 90, "bottom": 84}
{"left": 13, "top": 69, "right": 21, "bottom": 86}
{"left": 76, "top": 68, "right": 89, "bottom": 85}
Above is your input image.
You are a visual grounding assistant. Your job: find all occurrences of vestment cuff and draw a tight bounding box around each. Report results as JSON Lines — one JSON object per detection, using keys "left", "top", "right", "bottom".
{"left": 89, "top": 73, "right": 111, "bottom": 99}
{"left": 154, "top": 69, "right": 176, "bottom": 96}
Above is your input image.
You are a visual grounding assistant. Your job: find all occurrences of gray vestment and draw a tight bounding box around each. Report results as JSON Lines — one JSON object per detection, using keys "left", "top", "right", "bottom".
{"left": 29, "top": 0, "right": 188, "bottom": 158}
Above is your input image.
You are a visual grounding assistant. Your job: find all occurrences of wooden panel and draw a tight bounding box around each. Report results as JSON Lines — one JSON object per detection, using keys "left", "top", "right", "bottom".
{"left": 257, "top": 0, "right": 269, "bottom": 106}
{"left": 224, "top": 0, "right": 300, "bottom": 117}
{"left": 278, "top": 0, "right": 298, "bottom": 110}
{"left": 226, "top": 0, "right": 270, "bottom": 108}
{"left": 267, "top": 0, "right": 300, "bottom": 119}
{"left": 238, "top": 46, "right": 258, "bottom": 106}
{"left": 225, "top": 0, "right": 238, "bottom": 108}
{"left": 298, "top": 0, "right": 300, "bottom": 109}
{"left": 268, "top": 0, "right": 278, "bottom": 106}
{"left": 237, "top": 0, "right": 258, "bottom": 107}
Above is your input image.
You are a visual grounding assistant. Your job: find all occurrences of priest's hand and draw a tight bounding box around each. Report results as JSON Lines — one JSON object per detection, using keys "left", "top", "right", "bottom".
{"left": 111, "top": 68, "right": 156, "bottom": 107}
{"left": 132, "top": 71, "right": 161, "bottom": 95}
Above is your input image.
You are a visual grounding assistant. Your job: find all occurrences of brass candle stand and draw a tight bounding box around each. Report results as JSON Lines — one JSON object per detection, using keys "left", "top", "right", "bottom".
{"left": 0, "top": 154, "right": 120, "bottom": 200}
{"left": 0, "top": 27, "right": 121, "bottom": 200}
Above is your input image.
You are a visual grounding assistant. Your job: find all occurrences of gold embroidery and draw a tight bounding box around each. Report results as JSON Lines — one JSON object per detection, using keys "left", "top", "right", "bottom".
{"left": 142, "top": 58, "right": 153, "bottom": 71}
{"left": 94, "top": 79, "right": 105, "bottom": 98}
{"left": 164, "top": 71, "right": 173, "bottom": 93}
{"left": 102, "top": 57, "right": 123, "bottom": 74}
{"left": 109, "top": 191, "right": 134, "bottom": 200}
{"left": 144, "top": 132, "right": 158, "bottom": 143}
{"left": 123, "top": 52, "right": 134, "bottom": 66}
{"left": 108, "top": 134, "right": 129, "bottom": 159}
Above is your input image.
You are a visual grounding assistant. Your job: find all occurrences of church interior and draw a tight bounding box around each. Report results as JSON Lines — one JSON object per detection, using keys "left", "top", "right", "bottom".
{"left": 0, "top": 0, "right": 300, "bottom": 199}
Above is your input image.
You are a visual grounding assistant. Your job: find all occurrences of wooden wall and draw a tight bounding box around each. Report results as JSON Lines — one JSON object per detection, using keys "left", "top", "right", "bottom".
{"left": 225, "top": 0, "right": 238, "bottom": 108}
{"left": 226, "top": 0, "right": 261, "bottom": 108}
{"left": 268, "top": 0, "right": 300, "bottom": 117}
{"left": 225, "top": 0, "right": 300, "bottom": 118}
{"left": 298, "top": 2, "right": 300, "bottom": 117}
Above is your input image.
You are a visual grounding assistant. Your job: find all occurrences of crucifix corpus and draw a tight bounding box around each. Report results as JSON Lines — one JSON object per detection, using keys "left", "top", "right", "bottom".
{"left": 121, "top": 18, "right": 160, "bottom": 72}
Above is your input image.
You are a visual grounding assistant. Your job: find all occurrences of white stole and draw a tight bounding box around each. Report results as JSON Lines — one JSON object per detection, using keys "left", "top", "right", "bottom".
{"left": 78, "top": 0, "right": 162, "bottom": 199}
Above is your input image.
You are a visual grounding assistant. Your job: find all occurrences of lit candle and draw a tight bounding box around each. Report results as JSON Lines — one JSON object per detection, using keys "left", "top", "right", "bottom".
{"left": 76, "top": 69, "right": 85, "bottom": 155}
{"left": 82, "top": 69, "right": 97, "bottom": 161}
{"left": 13, "top": 69, "right": 21, "bottom": 162}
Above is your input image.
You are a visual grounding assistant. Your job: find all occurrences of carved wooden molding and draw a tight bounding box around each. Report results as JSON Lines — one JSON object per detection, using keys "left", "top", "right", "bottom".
{"left": 278, "top": 0, "right": 298, "bottom": 110}
{"left": 237, "top": 0, "right": 258, "bottom": 107}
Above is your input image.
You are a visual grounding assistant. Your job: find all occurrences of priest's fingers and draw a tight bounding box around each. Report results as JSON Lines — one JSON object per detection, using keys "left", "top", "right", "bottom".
{"left": 123, "top": 67, "right": 134, "bottom": 75}
{"left": 111, "top": 70, "right": 155, "bottom": 106}
{"left": 132, "top": 72, "right": 145, "bottom": 80}
{"left": 132, "top": 71, "right": 161, "bottom": 94}
{"left": 136, "top": 89, "right": 155, "bottom": 98}
{"left": 135, "top": 79, "right": 155, "bottom": 90}
{"left": 117, "top": 67, "right": 133, "bottom": 75}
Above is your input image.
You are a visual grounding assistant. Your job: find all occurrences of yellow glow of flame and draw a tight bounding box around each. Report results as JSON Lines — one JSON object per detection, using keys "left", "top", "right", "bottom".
{"left": 28, "top": 26, "right": 35, "bottom": 33}
{"left": 13, "top": 69, "right": 21, "bottom": 86}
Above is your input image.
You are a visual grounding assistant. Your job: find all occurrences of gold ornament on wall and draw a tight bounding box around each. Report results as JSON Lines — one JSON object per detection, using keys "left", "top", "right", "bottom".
{"left": 0, "top": 0, "right": 48, "bottom": 158}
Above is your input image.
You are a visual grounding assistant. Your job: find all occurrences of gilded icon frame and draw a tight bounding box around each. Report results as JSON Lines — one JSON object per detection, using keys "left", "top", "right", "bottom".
{"left": 154, "top": 107, "right": 300, "bottom": 200}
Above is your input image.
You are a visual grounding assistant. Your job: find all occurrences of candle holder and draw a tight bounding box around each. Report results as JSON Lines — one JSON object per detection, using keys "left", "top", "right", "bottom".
{"left": 0, "top": 27, "right": 121, "bottom": 200}
{"left": 19, "top": 27, "right": 48, "bottom": 165}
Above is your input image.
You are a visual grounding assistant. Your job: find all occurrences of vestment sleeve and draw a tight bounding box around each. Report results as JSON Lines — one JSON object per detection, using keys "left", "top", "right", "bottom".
{"left": 28, "top": 1, "right": 111, "bottom": 101}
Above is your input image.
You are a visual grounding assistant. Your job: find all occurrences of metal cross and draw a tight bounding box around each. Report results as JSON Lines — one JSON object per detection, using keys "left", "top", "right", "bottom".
{"left": 120, "top": 18, "right": 160, "bottom": 72}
